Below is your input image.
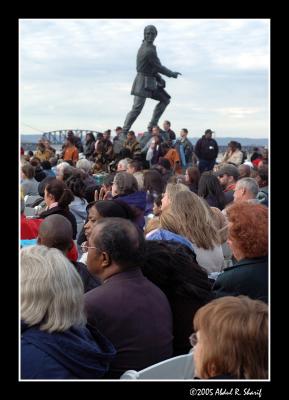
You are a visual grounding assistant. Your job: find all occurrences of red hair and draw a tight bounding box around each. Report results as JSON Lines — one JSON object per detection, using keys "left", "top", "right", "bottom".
{"left": 227, "top": 202, "right": 268, "bottom": 258}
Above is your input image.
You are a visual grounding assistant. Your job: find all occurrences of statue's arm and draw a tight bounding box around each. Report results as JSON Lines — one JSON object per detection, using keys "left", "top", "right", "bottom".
{"left": 150, "top": 49, "right": 181, "bottom": 78}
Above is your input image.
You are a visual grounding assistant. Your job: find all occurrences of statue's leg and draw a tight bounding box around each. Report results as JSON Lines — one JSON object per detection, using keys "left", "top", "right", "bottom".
{"left": 122, "top": 96, "right": 146, "bottom": 138}
{"left": 148, "top": 90, "right": 170, "bottom": 130}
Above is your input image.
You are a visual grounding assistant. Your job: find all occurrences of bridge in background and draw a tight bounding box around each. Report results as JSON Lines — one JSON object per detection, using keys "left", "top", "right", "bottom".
{"left": 42, "top": 130, "right": 102, "bottom": 145}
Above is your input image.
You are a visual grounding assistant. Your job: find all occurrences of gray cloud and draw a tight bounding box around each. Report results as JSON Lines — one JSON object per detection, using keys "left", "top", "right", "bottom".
{"left": 20, "top": 18, "right": 269, "bottom": 138}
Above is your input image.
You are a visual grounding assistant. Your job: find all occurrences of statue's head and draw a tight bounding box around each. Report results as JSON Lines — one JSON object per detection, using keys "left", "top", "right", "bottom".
{"left": 144, "top": 25, "right": 158, "bottom": 43}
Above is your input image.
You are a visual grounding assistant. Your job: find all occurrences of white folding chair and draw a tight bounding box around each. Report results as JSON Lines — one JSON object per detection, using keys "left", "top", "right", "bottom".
{"left": 120, "top": 352, "right": 194, "bottom": 380}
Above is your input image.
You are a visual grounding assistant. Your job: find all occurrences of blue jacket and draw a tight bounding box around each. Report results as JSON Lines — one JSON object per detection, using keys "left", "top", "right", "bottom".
{"left": 146, "top": 228, "right": 196, "bottom": 256}
{"left": 21, "top": 321, "right": 116, "bottom": 379}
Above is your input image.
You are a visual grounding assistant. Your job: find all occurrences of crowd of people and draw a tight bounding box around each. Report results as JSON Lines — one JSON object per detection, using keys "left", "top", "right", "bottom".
{"left": 20, "top": 122, "right": 269, "bottom": 380}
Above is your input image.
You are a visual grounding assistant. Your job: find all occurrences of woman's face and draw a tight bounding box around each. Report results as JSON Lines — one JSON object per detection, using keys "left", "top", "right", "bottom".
{"left": 84, "top": 207, "right": 102, "bottom": 239}
{"left": 161, "top": 191, "right": 169, "bottom": 211}
{"left": 111, "top": 181, "right": 118, "bottom": 197}
{"left": 44, "top": 188, "right": 54, "bottom": 207}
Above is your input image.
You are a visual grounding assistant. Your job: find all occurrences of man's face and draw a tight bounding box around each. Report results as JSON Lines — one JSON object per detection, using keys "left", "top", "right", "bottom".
{"left": 218, "top": 174, "right": 230, "bottom": 189}
{"left": 180, "top": 130, "right": 187, "bottom": 138}
{"left": 163, "top": 122, "right": 170, "bottom": 131}
{"left": 152, "top": 127, "right": 160, "bottom": 136}
{"left": 233, "top": 184, "right": 244, "bottom": 202}
{"left": 86, "top": 227, "right": 103, "bottom": 277}
{"left": 144, "top": 28, "right": 157, "bottom": 44}
{"left": 205, "top": 133, "right": 212, "bottom": 140}
{"left": 127, "top": 164, "right": 135, "bottom": 175}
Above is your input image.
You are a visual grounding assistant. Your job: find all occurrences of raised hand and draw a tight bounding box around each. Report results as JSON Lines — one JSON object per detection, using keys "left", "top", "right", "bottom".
{"left": 172, "top": 72, "right": 182, "bottom": 78}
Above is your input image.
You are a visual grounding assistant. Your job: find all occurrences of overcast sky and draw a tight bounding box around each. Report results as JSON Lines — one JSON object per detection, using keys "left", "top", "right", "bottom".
{"left": 20, "top": 18, "right": 270, "bottom": 138}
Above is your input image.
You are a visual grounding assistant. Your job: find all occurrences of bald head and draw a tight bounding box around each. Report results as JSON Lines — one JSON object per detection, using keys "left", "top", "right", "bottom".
{"left": 38, "top": 214, "right": 73, "bottom": 252}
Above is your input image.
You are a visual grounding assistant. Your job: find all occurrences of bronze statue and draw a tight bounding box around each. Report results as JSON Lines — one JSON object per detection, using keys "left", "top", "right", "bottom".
{"left": 121, "top": 25, "right": 181, "bottom": 139}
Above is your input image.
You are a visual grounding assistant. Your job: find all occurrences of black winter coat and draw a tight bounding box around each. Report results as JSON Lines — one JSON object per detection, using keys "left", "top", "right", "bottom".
{"left": 213, "top": 256, "right": 268, "bottom": 303}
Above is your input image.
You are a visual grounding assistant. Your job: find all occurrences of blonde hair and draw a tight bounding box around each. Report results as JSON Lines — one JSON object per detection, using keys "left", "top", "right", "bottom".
{"left": 209, "top": 207, "right": 228, "bottom": 244}
{"left": 21, "top": 245, "right": 86, "bottom": 333}
{"left": 144, "top": 217, "right": 160, "bottom": 235}
{"left": 165, "top": 182, "right": 190, "bottom": 202}
{"left": 160, "top": 191, "right": 219, "bottom": 250}
{"left": 194, "top": 296, "right": 268, "bottom": 379}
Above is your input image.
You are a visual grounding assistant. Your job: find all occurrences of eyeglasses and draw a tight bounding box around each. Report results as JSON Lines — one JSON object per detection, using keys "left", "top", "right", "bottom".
{"left": 189, "top": 332, "right": 198, "bottom": 348}
{"left": 81, "top": 243, "right": 98, "bottom": 253}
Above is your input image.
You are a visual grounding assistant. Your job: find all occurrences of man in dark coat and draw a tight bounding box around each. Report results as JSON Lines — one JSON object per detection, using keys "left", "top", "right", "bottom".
{"left": 84, "top": 218, "right": 173, "bottom": 378}
{"left": 195, "top": 129, "right": 219, "bottom": 173}
{"left": 121, "top": 25, "right": 181, "bottom": 139}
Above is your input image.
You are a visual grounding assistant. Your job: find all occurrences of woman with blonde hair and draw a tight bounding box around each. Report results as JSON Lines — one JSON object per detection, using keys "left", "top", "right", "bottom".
{"left": 21, "top": 245, "right": 116, "bottom": 379}
{"left": 161, "top": 182, "right": 190, "bottom": 211}
{"left": 160, "top": 191, "right": 224, "bottom": 274}
{"left": 191, "top": 295, "right": 268, "bottom": 379}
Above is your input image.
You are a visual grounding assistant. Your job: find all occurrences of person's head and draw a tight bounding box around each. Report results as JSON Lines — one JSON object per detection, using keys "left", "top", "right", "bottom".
{"left": 65, "top": 173, "right": 86, "bottom": 199}
{"left": 233, "top": 177, "right": 259, "bottom": 203}
{"left": 226, "top": 202, "right": 268, "bottom": 260}
{"left": 238, "top": 164, "right": 251, "bottom": 178}
{"left": 21, "top": 163, "right": 35, "bottom": 180}
{"left": 255, "top": 165, "right": 268, "bottom": 188}
{"left": 37, "top": 142, "right": 46, "bottom": 152}
{"left": 144, "top": 25, "right": 158, "bottom": 44}
{"left": 216, "top": 164, "right": 240, "bottom": 189}
{"left": 198, "top": 171, "right": 226, "bottom": 209}
{"left": 153, "top": 193, "right": 163, "bottom": 216}
{"left": 127, "top": 159, "right": 142, "bottom": 174}
{"left": 115, "top": 126, "right": 122, "bottom": 135}
{"left": 185, "top": 166, "right": 200, "bottom": 185}
{"left": 38, "top": 214, "right": 73, "bottom": 253}
{"left": 87, "top": 218, "right": 145, "bottom": 280}
{"left": 261, "top": 148, "right": 268, "bottom": 161}
{"left": 65, "top": 137, "right": 75, "bottom": 147}
{"left": 228, "top": 141, "right": 238, "bottom": 152}
{"left": 143, "top": 169, "right": 163, "bottom": 195}
{"left": 163, "top": 120, "right": 171, "bottom": 131}
{"left": 158, "top": 157, "right": 171, "bottom": 172}
{"left": 161, "top": 182, "right": 190, "bottom": 211}
{"left": 204, "top": 129, "right": 214, "bottom": 139}
{"left": 21, "top": 245, "right": 86, "bottom": 333}
{"left": 127, "top": 130, "right": 136, "bottom": 141}
{"left": 84, "top": 199, "right": 135, "bottom": 240}
{"left": 55, "top": 161, "right": 71, "bottom": 181}
{"left": 142, "top": 240, "right": 212, "bottom": 300}
{"left": 44, "top": 179, "right": 74, "bottom": 208}
{"left": 30, "top": 157, "right": 41, "bottom": 168}
{"left": 180, "top": 128, "right": 188, "bottom": 139}
{"left": 41, "top": 160, "right": 52, "bottom": 171}
{"left": 152, "top": 126, "right": 161, "bottom": 137}
{"left": 76, "top": 158, "right": 93, "bottom": 174}
{"left": 67, "top": 130, "right": 74, "bottom": 138}
{"left": 27, "top": 150, "right": 34, "bottom": 158}
{"left": 112, "top": 172, "right": 138, "bottom": 197}
{"left": 85, "top": 132, "right": 95, "bottom": 142}
{"left": 160, "top": 191, "right": 219, "bottom": 250}
{"left": 103, "top": 130, "right": 111, "bottom": 140}
{"left": 117, "top": 158, "right": 131, "bottom": 172}
{"left": 193, "top": 296, "right": 268, "bottom": 379}
{"left": 49, "top": 157, "right": 58, "bottom": 167}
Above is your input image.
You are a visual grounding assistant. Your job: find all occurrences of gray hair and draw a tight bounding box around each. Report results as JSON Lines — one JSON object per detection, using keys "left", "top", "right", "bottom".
{"left": 56, "top": 161, "right": 70, "bottom": 176}
{"left": 236, "top": 178, "right": 259, "bottom": 198}
{"left": 76, "top": 158, "right": 92, "bottom": 173}
{"left": 21, "top": 245, "right": 86, "bottom": 333}
{"left": 114, "top": 172, "right": 138, "bottom": 195}
{"left": 117, "top": 158, "right": 132, "bottom": 171}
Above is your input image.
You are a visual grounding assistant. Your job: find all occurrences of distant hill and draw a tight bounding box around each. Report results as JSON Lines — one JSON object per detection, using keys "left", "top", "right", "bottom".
{"left": 189, "top": 137, "right": 268, "bottom": 147}
{"left": 21, "top": 133, "right": 268, "bottom": 147}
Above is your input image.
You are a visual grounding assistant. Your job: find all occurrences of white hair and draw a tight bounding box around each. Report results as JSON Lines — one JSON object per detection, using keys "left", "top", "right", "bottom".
{"left": 76, "top": 158, "right": 92, "bottom": 173}
{"left": 21, "top": 245, "right": 86, "bottom": 333}
{"left": 117, "top": 158, "right": 132, "bottom": 171}
{"left": 236, "top": 177, "right": 259, "bottom": 198}
{"left": 56, "top": 161, "right": 71, "bottom": 177}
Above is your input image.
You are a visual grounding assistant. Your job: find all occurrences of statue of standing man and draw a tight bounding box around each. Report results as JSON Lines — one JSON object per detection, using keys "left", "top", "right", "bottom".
{"left": 121, "top": 25, "right": 181, "bottom": 139}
